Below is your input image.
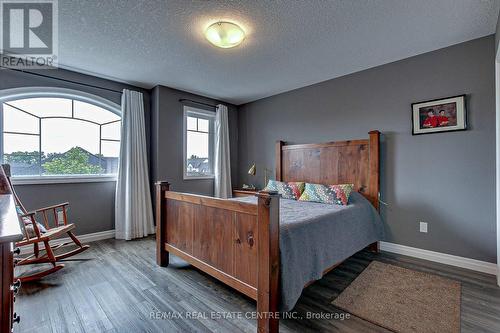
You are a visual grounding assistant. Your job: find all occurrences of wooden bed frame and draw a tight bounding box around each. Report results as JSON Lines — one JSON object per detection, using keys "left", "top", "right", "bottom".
{"left": 156, "top": 130, "right": 380, "bottom": 333}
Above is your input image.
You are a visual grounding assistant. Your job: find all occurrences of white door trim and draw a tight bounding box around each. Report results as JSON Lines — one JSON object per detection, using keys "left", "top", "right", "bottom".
{"left": 495, "top": 59, "right": 500, "bottom": 286}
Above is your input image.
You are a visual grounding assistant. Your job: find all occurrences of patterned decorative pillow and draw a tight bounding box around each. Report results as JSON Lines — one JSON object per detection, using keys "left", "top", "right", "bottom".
{"left": 15, "top": 205, "right": 29, "bottom": 223}
{"left": 298, "top": 183, "right": 354, "bottom": 205}
{"left": 15, "top": 205, "right": 47, "bottom": 237}
{"left": 264, "top": 180, "right": 305, "bottom": 200}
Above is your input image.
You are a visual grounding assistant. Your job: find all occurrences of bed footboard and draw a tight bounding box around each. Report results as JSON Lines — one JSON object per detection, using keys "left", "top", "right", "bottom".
{"left": 155, "top": 182, "right": 280, "bottom": 333}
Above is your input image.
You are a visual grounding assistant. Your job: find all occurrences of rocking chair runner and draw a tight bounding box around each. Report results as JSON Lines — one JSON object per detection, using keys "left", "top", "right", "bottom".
{"left": 1, "top": 164, "right": 90, "bottom": 282}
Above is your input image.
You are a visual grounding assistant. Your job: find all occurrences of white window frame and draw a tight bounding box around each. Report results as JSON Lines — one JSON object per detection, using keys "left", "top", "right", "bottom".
{"left": 0, "top": 87, "right": 121, "bottom": 185}
{"left": 183, "top": 105, "right": 215, "bottom": 180}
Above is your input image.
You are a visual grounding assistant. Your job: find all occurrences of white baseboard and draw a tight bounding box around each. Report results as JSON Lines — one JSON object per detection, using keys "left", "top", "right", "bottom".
{"left": 19, "top": 229, "right": 115, "bottom": 254}
{"left": 18, "top": 231, "right": 497, "bottom": 277}
{"left": 380, "top": 241, "right": 497, "bottom": 276}
{"left": 73, "top": 229, "right": 116, "bottom": 243}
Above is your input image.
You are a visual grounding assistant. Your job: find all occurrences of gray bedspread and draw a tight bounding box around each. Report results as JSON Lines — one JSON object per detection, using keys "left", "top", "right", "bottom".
{"left": 232, "top": 192, "right": 384, "bottom": 311}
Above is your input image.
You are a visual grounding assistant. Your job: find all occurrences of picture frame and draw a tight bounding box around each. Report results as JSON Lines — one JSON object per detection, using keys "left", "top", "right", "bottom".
{"left": 411, "top": 94, "right": 467, "bottom": 135}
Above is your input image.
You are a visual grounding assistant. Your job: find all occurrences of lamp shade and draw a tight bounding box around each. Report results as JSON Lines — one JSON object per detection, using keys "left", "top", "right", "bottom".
{"left": 248, "top": 163, "right": 256, "bottom": 176}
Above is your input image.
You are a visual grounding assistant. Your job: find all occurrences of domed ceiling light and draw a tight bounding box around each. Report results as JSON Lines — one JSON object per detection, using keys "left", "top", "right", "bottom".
{"left": 205, "top": 21, "right": 245, "bottom": 48}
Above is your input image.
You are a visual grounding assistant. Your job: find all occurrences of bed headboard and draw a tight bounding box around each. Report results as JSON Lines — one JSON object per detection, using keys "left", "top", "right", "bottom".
{"left": 276, "top": 130, "right": 380, "bottom": 210}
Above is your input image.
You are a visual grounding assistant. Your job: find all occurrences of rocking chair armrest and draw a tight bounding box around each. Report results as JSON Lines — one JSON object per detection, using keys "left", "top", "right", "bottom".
{"left": 34, "top": 202, "right": 69, "bottom": 213}
{"left": 20, "top": 211, "right": 36, "bottom": 219}
{"left": 18, "top": 210, "right": 43, "bottom": 239}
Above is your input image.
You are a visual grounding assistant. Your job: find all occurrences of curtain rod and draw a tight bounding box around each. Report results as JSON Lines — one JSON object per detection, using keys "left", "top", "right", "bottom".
{"left": 179, "top": 98, "right": 217, "bottom": 109}
{"left": 0, "top": 66, "right": 123, "bottom": 94}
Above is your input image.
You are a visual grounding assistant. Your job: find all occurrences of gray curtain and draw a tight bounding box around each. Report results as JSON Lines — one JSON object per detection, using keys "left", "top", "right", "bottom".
{"left": 115, "top": 89, "right": 154, "bottom": 240}
{"left": 214, "top": 104, "right": 232, "bottom": 198}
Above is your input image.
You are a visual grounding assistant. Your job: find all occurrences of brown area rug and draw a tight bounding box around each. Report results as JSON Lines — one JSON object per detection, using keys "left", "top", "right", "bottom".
{"left": 332, "top": 261, "right": 461, "bottom": 333}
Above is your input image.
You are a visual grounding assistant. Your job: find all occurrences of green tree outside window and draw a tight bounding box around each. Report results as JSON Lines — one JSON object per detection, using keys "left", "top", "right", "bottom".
{"left": 43, "top": 147, "right": 103, "bottom": 175}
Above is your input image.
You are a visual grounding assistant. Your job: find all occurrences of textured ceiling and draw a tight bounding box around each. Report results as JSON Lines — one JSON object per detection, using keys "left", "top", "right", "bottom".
{"left": 58, "top": 0, "right": 500, "bottom": 105}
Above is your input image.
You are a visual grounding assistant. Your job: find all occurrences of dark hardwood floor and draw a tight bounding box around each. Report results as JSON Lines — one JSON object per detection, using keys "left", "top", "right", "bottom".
{"left": 13, "top": 237, "right": 500, "bottom": 333}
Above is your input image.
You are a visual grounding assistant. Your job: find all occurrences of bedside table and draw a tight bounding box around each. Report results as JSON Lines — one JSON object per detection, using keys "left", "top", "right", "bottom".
{"left": 232, "top": 189, "right": 259, "bottom": 197}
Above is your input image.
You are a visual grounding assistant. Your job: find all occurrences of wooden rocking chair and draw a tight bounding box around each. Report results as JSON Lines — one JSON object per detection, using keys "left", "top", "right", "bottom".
{"left": 1, "top": 164, "right": 90, "bottom": 282}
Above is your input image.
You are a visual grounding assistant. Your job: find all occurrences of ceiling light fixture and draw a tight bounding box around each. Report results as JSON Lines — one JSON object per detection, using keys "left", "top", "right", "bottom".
{"left": 205, "top": 21, "right": 245, "bottom": 49}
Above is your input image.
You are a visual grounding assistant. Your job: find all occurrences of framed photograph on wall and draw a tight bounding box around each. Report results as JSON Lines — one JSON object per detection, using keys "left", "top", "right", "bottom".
{"left": 411, "top": 95, "right": 467, "bottom": 135}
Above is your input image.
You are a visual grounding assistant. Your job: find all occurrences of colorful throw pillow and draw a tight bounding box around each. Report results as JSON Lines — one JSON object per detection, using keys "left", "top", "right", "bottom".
{"left": 299, "top": 183, "right": 354, "bottom": 205}
{"left": 264, "top": 180, "right": 305, "bottom": 200}
{"left": 15, "top": 205, "right": 29, "bottom": 223}
{"left": 15, "top": 205, "right": 47, "bottom": 238}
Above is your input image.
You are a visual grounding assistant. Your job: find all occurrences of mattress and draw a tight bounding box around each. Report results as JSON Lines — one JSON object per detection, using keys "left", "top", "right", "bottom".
{"left": 233, "top": 191, "right": 384, "bottom": 311}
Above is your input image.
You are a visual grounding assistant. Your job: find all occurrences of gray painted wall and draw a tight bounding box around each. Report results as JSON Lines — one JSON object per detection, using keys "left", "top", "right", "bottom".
{"left": 237, "top": 36, "right": 496, "bottom": 263}
{"left": 151, "top": 86, "right": 238, "bottom": 196}
{"left": 496, "top": 7, "right": 500, "bottom": 57}
{"left": 0, "top": 68, "right": 151, "bottom": 235}
{"left": 14, "top": 182, "right": 116, "bottom": 235}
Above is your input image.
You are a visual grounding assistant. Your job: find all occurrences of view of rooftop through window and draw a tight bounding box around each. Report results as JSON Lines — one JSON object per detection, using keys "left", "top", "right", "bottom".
{"left": 2, "top": 97, "right": 121, "bottom": 177}
{"left": 184, "top": 107, "right": 214, "bottom": 178}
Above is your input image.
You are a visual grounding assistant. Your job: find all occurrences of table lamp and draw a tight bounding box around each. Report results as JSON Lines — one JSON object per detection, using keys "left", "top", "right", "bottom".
{"left": 242, "top": 163, "right": 257, "bottom": 189}
{"left": 243, "top": 163, "right": 271, "bottom": 190}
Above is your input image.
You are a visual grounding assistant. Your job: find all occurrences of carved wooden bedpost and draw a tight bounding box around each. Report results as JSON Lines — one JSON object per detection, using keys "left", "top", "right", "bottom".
{"left": 257, "top": 190, "right": 280, "bottom": 333}
{"left": 368, "top": 130, "right": 381, "bottom": 253}
{"left": 368, "top": 130, "right": 380, "bottom": 211}
{"left": 275, "top": 141, "right": 284, "bottom": 181}
{"left": 156, "top": 181, "right": 170, "bottom": 266}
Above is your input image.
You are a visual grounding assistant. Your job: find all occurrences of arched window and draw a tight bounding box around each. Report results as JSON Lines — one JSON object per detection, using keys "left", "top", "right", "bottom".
{"left": 0, "top": 88, "right": 121, "bottom": 182}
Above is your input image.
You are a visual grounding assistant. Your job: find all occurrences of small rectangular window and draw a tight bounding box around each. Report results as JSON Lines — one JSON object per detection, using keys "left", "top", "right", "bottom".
{"left": 183, "top": 106, "right": 215, "bottom": 179}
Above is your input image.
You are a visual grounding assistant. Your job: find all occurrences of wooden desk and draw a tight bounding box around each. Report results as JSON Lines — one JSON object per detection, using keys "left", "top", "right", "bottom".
{"left": 0, "top": 170, "right": 23, "bottom": 332}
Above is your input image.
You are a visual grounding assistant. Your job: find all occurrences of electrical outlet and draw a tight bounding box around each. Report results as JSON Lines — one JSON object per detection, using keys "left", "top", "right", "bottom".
{"left": 419, "top": 221, "right": 428, "bottom": 233}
